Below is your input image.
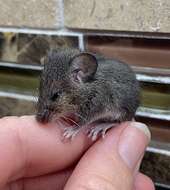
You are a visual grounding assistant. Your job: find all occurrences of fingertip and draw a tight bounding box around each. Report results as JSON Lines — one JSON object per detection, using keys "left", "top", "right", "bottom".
{"left": 135, "top": 173, "right": 155, "bottom": 190}
{"left": 118, "top": 122, "right": 151, "bottom": 171}
{"left": 130, "top": 122, "right": 151, "bottom": 140}
{"left": 0, "top": 116, "right": 94, "bottom": 179}
{"left": 18, "top": 117, "right": 94, "bottom": 176}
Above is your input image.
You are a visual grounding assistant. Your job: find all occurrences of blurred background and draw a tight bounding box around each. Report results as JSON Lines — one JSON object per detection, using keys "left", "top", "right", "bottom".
{"left": 0, "top": 0, "right": 169, "bottom": 189}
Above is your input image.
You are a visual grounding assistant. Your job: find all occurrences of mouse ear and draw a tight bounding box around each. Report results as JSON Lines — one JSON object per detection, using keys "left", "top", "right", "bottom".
{"left": 69, "top": 52, "right": 98, "bottom": 84}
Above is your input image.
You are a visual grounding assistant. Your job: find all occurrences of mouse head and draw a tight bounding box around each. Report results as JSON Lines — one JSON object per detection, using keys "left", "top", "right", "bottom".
{"left": 36, "top": 49, "right": 98, "bottom": 123}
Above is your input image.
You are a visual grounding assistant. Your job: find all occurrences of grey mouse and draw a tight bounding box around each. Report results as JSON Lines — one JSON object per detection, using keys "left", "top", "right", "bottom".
{"left": 36, "top": 48, "right": 140, "bottom": 140}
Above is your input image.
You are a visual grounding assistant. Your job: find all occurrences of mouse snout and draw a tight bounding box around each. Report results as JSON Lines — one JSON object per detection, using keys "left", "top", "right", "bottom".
{"left": 36, "top": 109, "right": 51, "bottom": 123}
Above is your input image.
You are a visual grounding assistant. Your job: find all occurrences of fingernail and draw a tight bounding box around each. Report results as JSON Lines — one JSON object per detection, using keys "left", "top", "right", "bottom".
{"left": 133, "top": 122, "right": 151, "bottom": 140}
{"left": 118, "top": 122, "right": 151, "bottom": 171}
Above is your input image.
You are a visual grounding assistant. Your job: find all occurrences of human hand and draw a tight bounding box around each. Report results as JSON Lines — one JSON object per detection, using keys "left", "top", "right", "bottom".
{"left": 0, "top": 116, "right": 154, "bottom": 190}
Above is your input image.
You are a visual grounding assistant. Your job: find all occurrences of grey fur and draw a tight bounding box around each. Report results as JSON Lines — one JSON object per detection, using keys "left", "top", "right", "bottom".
{"left": 36, "top": 48, "right": 140, "bottom": 139}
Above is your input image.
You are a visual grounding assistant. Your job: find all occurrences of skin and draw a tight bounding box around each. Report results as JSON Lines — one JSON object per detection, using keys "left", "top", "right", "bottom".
{"left": 0, "top": 116, "right": 155, "bottom": 190}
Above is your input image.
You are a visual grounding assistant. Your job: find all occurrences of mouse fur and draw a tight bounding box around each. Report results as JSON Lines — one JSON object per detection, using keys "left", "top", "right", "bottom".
{"left": 36, "top": 48, "right": 140, "bottom": 140}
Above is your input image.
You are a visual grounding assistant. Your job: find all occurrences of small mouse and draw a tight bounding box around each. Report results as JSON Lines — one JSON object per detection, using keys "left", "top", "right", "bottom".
{"left": 36, "top": 48, "right": 140, "bottom": 140}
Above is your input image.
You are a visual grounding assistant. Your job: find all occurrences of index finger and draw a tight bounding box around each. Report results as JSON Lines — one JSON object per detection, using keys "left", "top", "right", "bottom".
{"left": 0, "top": 116, "right": 93, "bottom": 185}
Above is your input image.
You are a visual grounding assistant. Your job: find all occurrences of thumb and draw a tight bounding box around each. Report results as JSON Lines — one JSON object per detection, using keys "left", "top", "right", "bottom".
{"left": 64, "top": 122, "right": 151, "bottom": 190}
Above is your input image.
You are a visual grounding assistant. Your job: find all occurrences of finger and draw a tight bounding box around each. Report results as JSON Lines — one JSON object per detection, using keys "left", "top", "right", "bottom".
{"left": 64, "top": 122, "right": 151, "bottom": 190}
{"left": 0, "top": 116, "right": 93, "bottom": 184}
{"left": 134, "top": 173, "right": 155, "bottom": 190}
{"left": 5, "top": 168, "right": 73, "bottom": 190}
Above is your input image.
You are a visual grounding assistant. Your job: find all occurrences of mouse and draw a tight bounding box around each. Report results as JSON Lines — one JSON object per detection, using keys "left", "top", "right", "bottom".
{"left": 36, "top": 48, "right": 140, "bottom": 140}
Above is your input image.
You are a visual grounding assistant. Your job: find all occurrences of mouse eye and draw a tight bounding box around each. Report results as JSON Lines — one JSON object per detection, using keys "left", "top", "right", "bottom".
{"left": 50, "top": 92, "right": 60, "bottom": 101}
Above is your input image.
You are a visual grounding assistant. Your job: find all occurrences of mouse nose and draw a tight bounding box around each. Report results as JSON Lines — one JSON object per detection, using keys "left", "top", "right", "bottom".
{"left": 36, "top": 109, "right": 50, "bottom": 123}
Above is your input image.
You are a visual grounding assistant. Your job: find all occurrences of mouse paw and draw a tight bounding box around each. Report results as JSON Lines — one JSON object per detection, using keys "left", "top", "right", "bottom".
{"left": 87, "top": 123, "right": 117, "bottom": 141}
{"left": 63, "top": 126, "right": 80, "bottom": 140}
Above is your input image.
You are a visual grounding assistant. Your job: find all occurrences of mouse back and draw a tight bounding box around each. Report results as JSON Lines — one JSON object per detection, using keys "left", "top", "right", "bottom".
{"left": 36, "top": 48, "right": 140, "bottom": 130}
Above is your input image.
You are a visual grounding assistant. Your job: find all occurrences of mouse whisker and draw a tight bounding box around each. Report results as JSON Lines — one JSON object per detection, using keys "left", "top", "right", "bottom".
{"left": 61, "top": 116, "right": 81, "bottom": 128}
{"left": 57, "top": 117, "right": 69, "bottom": 127}
{"left": 74, "top": 113, "right": 86, "bottom": 121}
